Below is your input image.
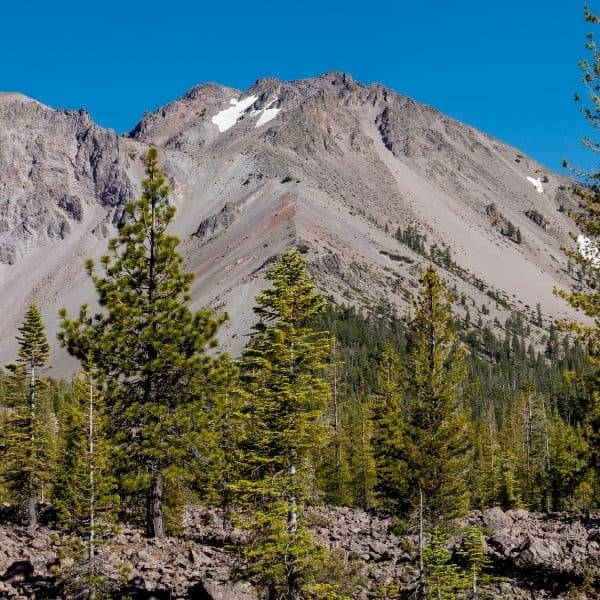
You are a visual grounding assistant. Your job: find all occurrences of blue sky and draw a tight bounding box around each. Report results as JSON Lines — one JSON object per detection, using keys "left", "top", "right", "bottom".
{"left": 1, "top": 1, "right": 595, "bottom": 172}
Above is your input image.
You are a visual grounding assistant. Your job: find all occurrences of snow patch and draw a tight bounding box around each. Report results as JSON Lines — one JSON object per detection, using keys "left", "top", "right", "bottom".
{"left": 211, "top": 95, "right": 282, "bottom": 132}
{"left": 211, "top": 96, "right": 258, "bottom": 132}
{"left": 255, "top": 107, "right": 281, "bottom": 127}
{"left": 526, "top": 176, "right": 544, "bottom": 194}
{"left": 577, "top": 235, "right": 600, "bottom": 266}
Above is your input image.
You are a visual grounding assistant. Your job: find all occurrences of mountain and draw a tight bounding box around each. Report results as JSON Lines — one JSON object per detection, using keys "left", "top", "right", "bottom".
{"left": 0, "top": 73, "right": 583, "bottom": 369}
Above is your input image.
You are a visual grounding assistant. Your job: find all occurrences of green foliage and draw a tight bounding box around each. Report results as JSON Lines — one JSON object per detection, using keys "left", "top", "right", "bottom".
{"left": 501, "top": 220, "right": 522, "bottom": 243}
{"left": 235, "top": 250, "right": 350, "bottom": 599}
{"left": 309, "top": 283, "right": 595, "bottom": 514}
{"left": 498, "top": 384, "right": 550, "bottom": 511}
{"left": 342, "top": 396, "right": 377, "bottom": 510}
{"left": 396, "top": 225, "right": 427, "bottom": 255}
{"left": 310, "top": 299, "right": 408, "bottom": 398}
{"left": 58, "top": 148, "right": 229, "bottom": 536}
{"left": 470, "top": 410, "right": 503, "bottom": 509}
{"left": 237, "top": 250, "right": 329, "bottom": 507}
{"left": 547, "top": 412, "right": 594, "bottom": 512}
{"left": 191, "top": 356, "right": 241, "bottom": 515}
{"left": 457, "top": 527, "right": 493, "bottom": 594}
{"left": 554, "top": 4, "right": 600, "bottom": 492}
{"left": 0, "top": 305, "right": 55, "bottom": 528}
{"left": 372, "top": 342, "right": 409, "bottom": 513}
{"left": 15, "top": 304, "right": 51, "bottom": 369}
{"left": 422, "top": 528, "right": 465, "bottom": 600}
{"left": 240, "top": 501, "right": 352, "bottom": 600}
{"left": 401, "top": 267, "right": 473, "bottom": 522}
{"left": 52, "top": 370, "right": 118, "bottom": 533}
{"left": 318, "top": 336, "right": 353, "bottom": 506}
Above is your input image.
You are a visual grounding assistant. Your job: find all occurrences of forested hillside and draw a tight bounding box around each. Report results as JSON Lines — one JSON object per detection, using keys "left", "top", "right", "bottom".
{"left": 3, "top": 5, "right": 600, "bottom": 599}
{"left": 0, "top": 142, "right": 598, "bottom": 599}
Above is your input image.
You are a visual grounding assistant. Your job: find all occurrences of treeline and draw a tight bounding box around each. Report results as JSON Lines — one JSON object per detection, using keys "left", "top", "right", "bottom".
{"left": 0, "top": 150, "right": 598, "bottom": 599}
{"left": 311, "top": 300, "right": 595, "bottom": 515}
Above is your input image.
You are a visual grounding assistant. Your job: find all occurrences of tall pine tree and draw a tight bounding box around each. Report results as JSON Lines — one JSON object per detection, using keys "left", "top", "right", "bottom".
{"left": 372, "top": 342, "right": 409, "bottom": 513}
{"left": 235, "top": 250, "right": 350, "bottom": 600}
{"left": 401, "top": 267, "right": 472, "bottom": 523}
{"left": 53, "top": 365, "right": 117, "bottom": 542}
{"left": 0, "top": 304, "right": 53, "bottom": 529}
{"left": 556, "top": 5, "right": 600, "bottom": 497}
{"left": 59, "top": 148, "right": 229, "bottom": 537}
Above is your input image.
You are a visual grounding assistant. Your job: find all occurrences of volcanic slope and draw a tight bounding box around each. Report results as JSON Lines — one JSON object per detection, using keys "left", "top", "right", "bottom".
{"left": 0, "top": 73, "right": 583, "bottom": 368}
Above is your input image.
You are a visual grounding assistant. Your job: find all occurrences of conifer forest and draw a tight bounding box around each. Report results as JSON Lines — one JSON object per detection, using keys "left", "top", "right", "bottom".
{"left": 3, "top": 7, "right": 600, "bottom": 600}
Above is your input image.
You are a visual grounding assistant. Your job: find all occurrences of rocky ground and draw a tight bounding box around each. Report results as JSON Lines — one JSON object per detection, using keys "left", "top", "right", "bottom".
{"left": 0, "top": 506, "right": 598, "bottom": 599}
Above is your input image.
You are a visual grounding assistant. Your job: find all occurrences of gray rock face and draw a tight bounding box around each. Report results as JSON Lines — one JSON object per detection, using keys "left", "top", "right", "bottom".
{"left": 194, "top": 202, "right": 241, "bottom": 241}
{"left": 0, "top": 95, "right": 133, "bottom": 265}
{"left": 0, "top": 75, "right": 585, "bottom": 370}
{"left": 0, "top": 507, "right": 597, "bottom": 599}
{"left": 470, "top": 508, "right": 600, "bottom": 569}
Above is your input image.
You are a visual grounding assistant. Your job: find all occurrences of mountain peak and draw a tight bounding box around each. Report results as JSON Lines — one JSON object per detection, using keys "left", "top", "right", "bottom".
{"left": 0, "top": 74, "right": 582, "bottom": 370}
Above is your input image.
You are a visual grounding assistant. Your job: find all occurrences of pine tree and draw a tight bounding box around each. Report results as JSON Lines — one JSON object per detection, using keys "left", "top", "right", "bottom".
{"left": 52, "top": 367, "right": 122, "bottom": 599}
{"left": 471, "top": 409, "right": 503, "bottom": 509}
{"left": 372, "top": 342, "right": 409, "bottom": 513}
{"left": 0, "top": 304, "right": 54, "bottom": 529}
{"left": 496, "top": 451, "right": 523, "bottom": 510}
{"left": 52, "top": 536, "right": 117, "bottom": 600}
{"left": 59, "top": 148, "right": 229, "bottom": 537}
{"left": 556, "top": 5, "right": 600, "bottom": 498}
{"left": 53, "top": 365, "right": 117, "bottom": 540}
{"left": 318, "top": 336, "right": 353, "bottom": 506}
{"left": 191, "top": 356, "right": 240, "bottom": 524}
{"left": 422, "top": 527, "right": 465, "bottom": 600}
{"left": 498, "top": 384, "right": 550, "bottom": 510}
{"left": 235, "top": 250, "right": 350, "bottom": 599}
{"left": 343, "top": 395, "right": 377, "bottom": 510}
{"left": 457, "top": 527, "right": 492, "bottom": 595}
{"left": 401, "top": 267, "right": 473, "bottom": 523}
{"left": 547, "top": 413, "right": 594, "bottom": 511}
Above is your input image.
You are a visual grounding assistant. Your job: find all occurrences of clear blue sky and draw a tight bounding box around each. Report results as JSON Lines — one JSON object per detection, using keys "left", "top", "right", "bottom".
{"left": 1, "top": 1, "right": 596, "bottom": 172}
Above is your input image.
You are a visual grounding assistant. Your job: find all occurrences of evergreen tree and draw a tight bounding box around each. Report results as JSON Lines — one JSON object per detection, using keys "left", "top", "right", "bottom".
{"left": 52, "top": 536, "right": 117, "bottom": 600}
{"left": 343, "top": 395, "right": 377, "bottom": 510}
{"left": 191, "top": 356, "right": 240, "bottom": 522}
{"left": 422, "top": 528, "right": 465, "bottom": 600}
{"left": 372, "top": 342, "right": 409, "bottom": 513}
{"left": 59, "top": 148, "right": 229, "bottom": 537}
{"left": 457, "top": 527, "right": 493, "bottom": 595}
{"left": 0, "top": 304, "right": 54, "bottom": 529}
{"left": 401, "top": 267, "right": 473, "bottom": 523}
{"left": 319, "top": 336, "right": 353, "bottom": 506}
{"left": 557, "top": 5, "right": 600, "bottom": 499}
{"left": 547, "top": 413, "right": 594, "bottom": 511}
{"left": 470, "top": 409, "right": 502, "bottom": 509}
{"left": 499, "top": 384, "right": 550, "bottom": 510}
{"left": 235, "top": 250, "right": 350, "bottom": 599}
{"left": 53, "top": 365, "right": 117, "bottom": 542}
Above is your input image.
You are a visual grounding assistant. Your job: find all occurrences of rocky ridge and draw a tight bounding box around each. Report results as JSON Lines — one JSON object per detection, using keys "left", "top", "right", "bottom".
{"left": 0, "top": 507, "right": 598, "bottom": 599}
{"left": 0, "top": 74, "right": 586, "bottom": 369}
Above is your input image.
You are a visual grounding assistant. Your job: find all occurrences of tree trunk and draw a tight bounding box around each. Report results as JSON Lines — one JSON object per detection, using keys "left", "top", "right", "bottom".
{"left": 89, "top": 370, "right": 95, "bottom": 562}
{"left": 147, "top": 476, "right": 164, "bottom": 538}
{"left": 287, "top": 464, "right": 297, "bottom": 533}
{"left": 286, "top": 568, "right": 301, "bottom": 600}
{"left": 28, "top": 363, "right": 37, "bottom": 531}
{"left": 419, "top": 487, "right": 424, "bottom": 577}
{"left": 27, "top": 494, "right": 37, "bottom": 531}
